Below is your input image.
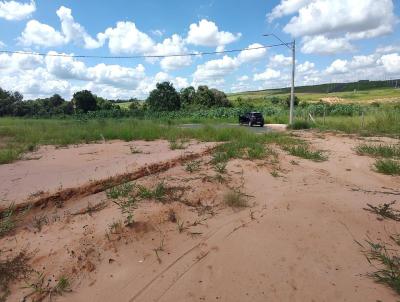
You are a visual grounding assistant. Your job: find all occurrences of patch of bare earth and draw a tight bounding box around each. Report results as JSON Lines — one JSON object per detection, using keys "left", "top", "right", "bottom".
{"left": 1, "top": 133, "right": 400, "bottom": 301}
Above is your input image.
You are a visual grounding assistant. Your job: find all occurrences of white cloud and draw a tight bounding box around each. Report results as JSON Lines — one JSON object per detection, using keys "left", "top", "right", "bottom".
{"left": 379, "top": 53, "right": 400, "bottom": 74}
{"left": 301, "top": 35, "right": 354, "bottom": 55}
{"left": 297, "top": 61, "right": 315, "bottom": 74}
{"left": 349, "top": 55, "right": 376, "bottom": 69}
{"left": 269, "top": 54, "right": 292, "bottom": 66}
{"left": 267, "top": 0, "right": 311, "bottom": 22}
{"left": 56, "top": 6, "right": 104, "bottom": 49}
{"left": 254, "top": 68, "right": 281, "bottom": 81}
{"left": 19, "top": 20, "right": 65, "bottom": 47}
{"left": 153, "top": 34, "right": 192, "bottom": 71}
{"left": 326, "top": 59, "right": 348, "bottom": 74}
{"left": 376, "top": 44, "right": 400, "bottom": 54}
{"left": 193, "top": 55, "right": 238, "bottom": 84}
{"left": 0, "top": 41, "right": 5, "bottom": 48}
{"left": 102, "top": 21, "right": 154, "bottom": 54}
{"left": 237, "top": 43, "right": 267, "bottom": 64}
{"left": 45, "top": 51, "right": 88, "bottom": 80}
{"left": 238, "top": 75, "right": 249, "bottom": 81}
{"left": 0, "top": 0, "right": 35, "bottom": 21}
{"left": 19, "top": 6, "right": 103, "bottom": 49}
{"left": 269, "top": 0, "right": 396, "bottom": 55}
{"left": 283, "top": 0, "right": 395, "bottom": 38}
{"left": 186, "top": 19, "right": 241, "bottom": 48}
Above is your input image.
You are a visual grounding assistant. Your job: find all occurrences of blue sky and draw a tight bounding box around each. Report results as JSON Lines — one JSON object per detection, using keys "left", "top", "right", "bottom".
{"left": 0, "top": 0, "right": 399, "bottom": 100}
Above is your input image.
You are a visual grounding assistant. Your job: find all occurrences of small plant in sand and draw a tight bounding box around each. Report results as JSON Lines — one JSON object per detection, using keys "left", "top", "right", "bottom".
{"left": 223, "top": 190, "right": 248, "bottom": 208}
{"left": 106, "top": 183, "right": 134, "bottom": 200}
{"left": 0, "top": 205, "right": 16, "bottom": 238}
{"left": 108, "top": 220, "right": 124, "bottom": 234}
{"left": 374, "top": 159, "right": 400, "bottom": 176}
{"left": 112, "top": 197, "right": 138, "bottom": 226}
{"left": 364, "top": 201, "right": 400, "bottom": 221}
{"left": 270, "top": 170, "right": 279, "bottom": 178}
{"left": 0, "top": 250, "right": 32, "bottom": 302}
{"left": 290, "top": 160, "right": 299, "bottom": 165}
{"left": 24, "top": 272, "right": 71, "bottom": 301}
{"left": 153, "top": 234, "right": 165, "bottom": 264}
{"left": 32, "top": 215, "right": 49, "bottom": 232}
{"left": 137, "top": 182, "right": 166, "bottom": 202}
{"left": 358, "top": 236, "right": 400, "bottom": 295}
{"left": 169, "top": 139, "right": 187, "bottom": 150}
{"left": 129, "top": 146, "right": 142, "bottom": 154}
{"left": 176, "top": 219, "right": 186, "bottom": 233}
{"left": 213, "top": 162, "right": 227, "bottom": 174}
{"left": 283, "top": 144, "right": 327, "bottom": 162}
{"left": 185, "top": 160, "right": 201, "bottom": 173}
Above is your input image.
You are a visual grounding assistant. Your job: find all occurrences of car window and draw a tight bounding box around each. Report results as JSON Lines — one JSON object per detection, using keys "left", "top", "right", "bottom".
{"left": 253, "top": 113, "right": 262, "bottom": 117}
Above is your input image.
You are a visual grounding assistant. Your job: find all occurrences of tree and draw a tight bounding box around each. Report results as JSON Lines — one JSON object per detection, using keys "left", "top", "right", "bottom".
{"left": 49, "top": 94, "right": 65, "bottom": 107}
{"left": 146, "top": 82, "right": 180, "bottom": 111}
{"left": 180, "top": 86, "right": 196, "bottom": 108}
{"left": 73, "top": 90, "right": 97, "bottom": 113}
{"left": 0, "top": 88, "right": 23, "bottom": 116}
{"left": 210, "top": 88, "right": 231, "bottom": 107}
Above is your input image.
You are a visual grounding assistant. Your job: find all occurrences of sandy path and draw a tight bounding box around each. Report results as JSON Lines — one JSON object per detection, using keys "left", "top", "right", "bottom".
{"left": 0, "top": 140, "right": 214, "bottom": 207}
{"left": 2, "top": 132, "right": 400, "bottom": 302}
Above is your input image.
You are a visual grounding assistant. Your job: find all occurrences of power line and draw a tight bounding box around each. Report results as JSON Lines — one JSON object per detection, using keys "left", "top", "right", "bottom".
{"left": 0, "top": 43, "right": 288, "bottom": 59}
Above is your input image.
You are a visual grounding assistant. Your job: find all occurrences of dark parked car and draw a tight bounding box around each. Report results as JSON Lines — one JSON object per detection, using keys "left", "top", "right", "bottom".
{"left": 239, "top": 112, "right": 264, "bottom": 127}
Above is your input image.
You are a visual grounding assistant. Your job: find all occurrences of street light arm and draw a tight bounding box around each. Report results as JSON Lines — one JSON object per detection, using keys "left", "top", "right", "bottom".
{"left": 263, "top": 33, "right": 293, "bottom": 50}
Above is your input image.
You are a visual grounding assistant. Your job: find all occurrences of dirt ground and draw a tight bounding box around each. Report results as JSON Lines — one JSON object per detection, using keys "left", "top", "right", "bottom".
{"left": 1, "top": 132, "right": 400, "bottom": 302}
{"left": 0, "top": 140, "right": 214, "bottom": 207}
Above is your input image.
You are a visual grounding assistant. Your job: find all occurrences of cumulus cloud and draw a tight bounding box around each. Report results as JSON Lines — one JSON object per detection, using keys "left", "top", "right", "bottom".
{"left": 186, "top": 19, "right": 241, "bottom": 48}
{"left": 269, "top": 54, "right": 292, "bottom": 67}
{"left": 267, "top": 0, "right": 311, "bottom": 22}
{"left": 192, "top": 43, "right": 265, "bottom": 85}
{"left": 102, "top": 21, "right": 154, "bottom": 54}
{"left": 0, "top": 0, "right": 36, "bottom": 21}
{"left": 301, "top": 35, "right": 354, "bottom": 55}
{"left": 379, "top": 53, "right": 400, "bottom": 74}
{"left": 153, "top": 34, "right": 192, "bottom": 71}
{"left": 19, "top": 6, "right": 103, "bottom": 48}
{"left": 253, "top": 68, "right": 281, "bottom": 81}
{"left": 19, "top": 20, "right": 66, "bottom": 47}
{"left": 56, "top": 6, "right": 105, "bottom": 49}
{"left": 268, "top": 0, "right": 397, "bottom": 55}
{"left": 236, "top": 43, "right": 267, "bottom": 64}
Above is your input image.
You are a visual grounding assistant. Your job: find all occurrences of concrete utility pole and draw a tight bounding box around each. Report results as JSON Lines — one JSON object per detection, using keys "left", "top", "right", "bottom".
{"left": 263, "top": 34, "right": 296, "bottom": 125}
{"left": 289, "top": 39, "right": 295, "bottom": 125}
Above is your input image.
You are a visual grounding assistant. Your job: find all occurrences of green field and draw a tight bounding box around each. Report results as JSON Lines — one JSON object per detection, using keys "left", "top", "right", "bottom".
{"left": 229, "top": 87, "right": 400, "bottom": 105}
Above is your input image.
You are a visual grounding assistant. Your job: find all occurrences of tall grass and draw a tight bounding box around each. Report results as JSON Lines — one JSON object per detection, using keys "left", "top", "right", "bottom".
{"left": 0, "top": 118, "right": 297, "bottom": 164}
{"left": 315, "top": 109, "right": 400, "bottom": 136}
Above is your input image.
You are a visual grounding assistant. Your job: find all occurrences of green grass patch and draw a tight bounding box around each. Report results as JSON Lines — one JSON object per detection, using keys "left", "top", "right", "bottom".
{"left": 374, "top": 159, "right": 400, "bottom": 175}
{"left": 288, "top": 120, "right": 312, "bottom": 130}
{"left": 283, "top": 144, "right": 327, "bottom": 162}
{"left": 356, "top": 144, "right": 400, "bottom": 158}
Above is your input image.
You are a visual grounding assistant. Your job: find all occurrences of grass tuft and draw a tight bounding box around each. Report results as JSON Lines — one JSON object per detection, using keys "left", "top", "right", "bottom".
{"left": 356, "top": 144, "right": 400, "bottom": 158}
{"left": 185, "top": 160, "right": 201, "bottom": 173}
{"left": 223, "top": 190, "right": 248, "bottom": 208}
{"left": 106, "top": 183, "right": 133, "bottom": 199}
{"left": 0, "top": 250, "right": 32, "bottom": 302}
{"left": 283, "top": 144, "right": 327, "bottom": 162}
{"left": 374, "top": 159, "right": 400, "bottom": 175}
{"left": 360, "top": 237, "right": 400, "bottom": 295}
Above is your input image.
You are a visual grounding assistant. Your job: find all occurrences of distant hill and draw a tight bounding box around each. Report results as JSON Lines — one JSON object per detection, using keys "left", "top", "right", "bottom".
{"left": 230, "top": 79, "right": 400, "bottom": 96}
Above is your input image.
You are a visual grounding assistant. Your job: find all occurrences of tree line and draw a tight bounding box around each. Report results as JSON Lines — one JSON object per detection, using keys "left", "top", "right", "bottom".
{"left": 0, "top": 82, "right": 231, "bottom": 117}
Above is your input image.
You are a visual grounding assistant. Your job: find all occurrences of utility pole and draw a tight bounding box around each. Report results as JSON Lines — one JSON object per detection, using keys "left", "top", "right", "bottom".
{"left": 263, "top": 34, "right": 296, "bottom": 125}
{"left": 289, "top": 39, "right": 295, "bottom": 125}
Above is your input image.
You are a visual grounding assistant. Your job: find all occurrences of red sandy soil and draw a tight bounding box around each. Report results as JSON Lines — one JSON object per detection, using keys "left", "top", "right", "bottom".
{"left": 0, "top": 140, "right": 214, "bottom": 207}
{"left": 1, "top": 132, "right": 400, "bottom": 302}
